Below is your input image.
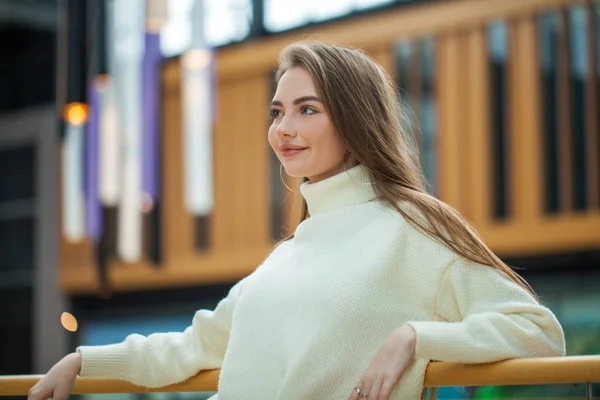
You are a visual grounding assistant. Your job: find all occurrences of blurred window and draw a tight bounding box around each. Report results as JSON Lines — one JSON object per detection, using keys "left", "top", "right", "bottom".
{"left": 161, "top": 0, "right": 252, "bottom": 56}
{"left": 264, "top": 0, "right": 395, "bottom": 33}
{"left": 487, "top": 20, "right": 509, "bottom": 219}
{"left": 394, "top": 38, "right": 437, "bottom": 194}
{"left": 204, "top": 0, "right": 253, "bottom": 47}
{"left": 0, "top": 145, "right": 36, "bottom": 273}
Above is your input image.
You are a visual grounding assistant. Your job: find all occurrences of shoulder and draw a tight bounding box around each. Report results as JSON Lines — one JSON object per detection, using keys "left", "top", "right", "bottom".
{"left": 368, "top": 199, "right": 458, "bottom": 284}
{"left": 385, "top": 199, "right": 458, "bottom": 259}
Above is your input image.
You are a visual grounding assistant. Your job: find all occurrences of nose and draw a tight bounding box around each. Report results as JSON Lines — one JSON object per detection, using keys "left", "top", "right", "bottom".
{"left": 275, "top": 115, "right": 296, "bottom": 138}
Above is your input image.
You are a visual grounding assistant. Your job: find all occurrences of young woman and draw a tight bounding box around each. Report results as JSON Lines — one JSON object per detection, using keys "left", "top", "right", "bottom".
{"left": 28, "top": 42, "right": 565, "bottom": 400}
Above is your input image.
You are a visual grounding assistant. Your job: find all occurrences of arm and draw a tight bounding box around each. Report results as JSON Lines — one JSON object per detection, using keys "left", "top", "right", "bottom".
{"left": 407, "top": 259, "right": 566, "bottom": 363}
{"left": 77, "top": 278, "right": 247, "bottom": 388}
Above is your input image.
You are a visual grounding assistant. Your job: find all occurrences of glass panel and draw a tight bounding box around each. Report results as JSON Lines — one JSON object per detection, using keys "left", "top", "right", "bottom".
{"left": 421, "top": 37, "right": 437, "bottom": 194}
{"left": 0, "top": 217, "right": 35, "bottom": 272}
{"left": 569, "top": 5, "right": 588, "bottom": 211}
{"left": 469, "top": 383, "right": 599, "bottom": 398}
{"left": 0, "top": 287, "right": 32, "bottom": 380}
{"left": 394, "top": 37, "right": 437, "bottom": 194}
{"left": 204, "top": 0, "right": 252, "bottom": 47}
{"left": 0, "top": 145, "right": 36, "bottom": 203}
{"left": 264, "top": 0, "right": 396, "bottom": 33}
{"left": 354, "top": 0, "right": 395, "bottom": 10}
{"left": 487, "top": 20, "right": 509, "bottom": 219}
{"left": 161, "top": 0, "right": 252, "bottom": 56}
{"left": 160, "top": 0, "right": 194, "bottom": 56}
{"left": 539, "top": 12, "right": 560, "bottom": 214}
{"left": 464, "top": 272, "right": 600, "bottom": 399}
{"left": 264, "top": 0, "right": 319, "bottom": 33}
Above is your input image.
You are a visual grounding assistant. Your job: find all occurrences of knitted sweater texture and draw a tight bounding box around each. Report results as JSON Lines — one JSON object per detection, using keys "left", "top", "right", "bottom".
{"left": 78, "top": 164, "right": 565, "bottom": 399}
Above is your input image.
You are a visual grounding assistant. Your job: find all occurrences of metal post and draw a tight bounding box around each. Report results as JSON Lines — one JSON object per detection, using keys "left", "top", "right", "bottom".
{"left": 586, "top": 382, "right": 593, "bottom": 400}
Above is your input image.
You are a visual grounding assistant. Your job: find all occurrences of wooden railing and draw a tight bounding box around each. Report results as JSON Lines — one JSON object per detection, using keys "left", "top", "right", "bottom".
{"left": 1, "top": 356, "right": 599, "bottom": 397}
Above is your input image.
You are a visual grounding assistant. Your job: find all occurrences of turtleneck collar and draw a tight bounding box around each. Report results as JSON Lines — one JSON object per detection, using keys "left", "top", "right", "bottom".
{"left": 299, "top": 164, "right": 378, "bottom": 216}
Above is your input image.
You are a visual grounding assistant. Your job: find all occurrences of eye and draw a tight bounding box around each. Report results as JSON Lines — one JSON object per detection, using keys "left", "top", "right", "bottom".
{"left": 270, "top": 108, "right": 283, "bottom": 119}
{"left": 300, "top": 105, "right": 317, "bottom": 115}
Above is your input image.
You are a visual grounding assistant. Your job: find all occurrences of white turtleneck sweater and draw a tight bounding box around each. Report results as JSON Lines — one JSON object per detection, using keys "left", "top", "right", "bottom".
{"left": 77, "top": 165, "right": 565, "bottom": 399}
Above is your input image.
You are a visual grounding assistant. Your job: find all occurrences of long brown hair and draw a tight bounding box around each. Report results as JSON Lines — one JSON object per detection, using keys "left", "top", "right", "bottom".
{"left": 274, "top": 41, "right": 535, "bottom": 297}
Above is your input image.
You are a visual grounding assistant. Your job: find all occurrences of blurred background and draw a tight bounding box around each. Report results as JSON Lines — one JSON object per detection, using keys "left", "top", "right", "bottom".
{"left": 0, "top": 0, "right": 599, "bottom": 399}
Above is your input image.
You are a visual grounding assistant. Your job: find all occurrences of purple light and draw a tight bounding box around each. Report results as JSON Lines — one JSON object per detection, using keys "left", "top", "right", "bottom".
{"left": 141, "top": 33, "right": 163, "bottom": 203}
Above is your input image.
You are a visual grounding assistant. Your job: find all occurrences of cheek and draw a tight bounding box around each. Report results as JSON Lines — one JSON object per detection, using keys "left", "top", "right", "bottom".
{"left": 267, "top": 125, "right": 278, "bottom": 153}
{"left": 331, "top": 135, "right": 347, "bottom": 158}
{"left": 312, "top": 123, "right": 346, "bottom": 159}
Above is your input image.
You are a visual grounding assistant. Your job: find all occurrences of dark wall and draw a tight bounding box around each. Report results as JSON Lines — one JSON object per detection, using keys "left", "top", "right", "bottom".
{"left": 0, "top": 23, "right": 55, "bottom": 114}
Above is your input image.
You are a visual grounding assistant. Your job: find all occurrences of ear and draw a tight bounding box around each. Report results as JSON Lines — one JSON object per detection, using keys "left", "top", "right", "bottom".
{"left": 344, "top": 151, "right": 360, "bottom": 169}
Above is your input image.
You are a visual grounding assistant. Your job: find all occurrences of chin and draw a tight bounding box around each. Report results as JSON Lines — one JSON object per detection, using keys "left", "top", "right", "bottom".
{"left": 282, "top": 161, "right": 320, "bottom": 178}
{"left": 282, "top": 166, "right": 310, "bottom": 178}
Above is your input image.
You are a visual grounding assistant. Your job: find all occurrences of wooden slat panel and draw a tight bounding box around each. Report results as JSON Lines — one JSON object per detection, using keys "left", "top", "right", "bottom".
{"left": 508, "top": 17, "right": 544, "bottom": 220}
{"left": 585, "top": 0, "right": 599, "bottom": 209}
{"left": 368, "top": 44, "right": 397, "bottom": 77}
{"left": 61, "top": 0, "right": 600, "bottom": 295}
{"left": 437, "top": 34, "right": 466, "bottom": 212}
{"left": 241, "top": 78, "right": 271, "bottom": 249}
{"left": 59, "top": 240, "right": 97, "bottom": 286}
{"left": 62, "top": 247, "right": 272, "bottom": 293}
{"left": 162, "top": 79, "right": 195, "bottom": 264}
{"left": 249, "top": 79, "right": 272, "bottom": 248}
{"left": 215, "top": 77, "right": 271, "bottom": 251}
{"left": 213, "top": 0, "right": 590, "bottom": 82}
{"left": 212, "top": 83, "right": 237, "bottom": 251}
{"left": 557, "top": 9, "right": 575, "bottom": 211}
{"left": 483, "top": 214, "right": 600, "bottom": 256}
{"left": 465, "top": 28, "right": 492, "bottom": 227}
{"left": 231, "top": 84, "right": 249, "bottom": 249}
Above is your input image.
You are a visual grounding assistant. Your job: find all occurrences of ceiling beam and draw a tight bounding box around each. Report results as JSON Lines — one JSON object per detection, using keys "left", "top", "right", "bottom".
{"left": 0, "top": 0, "right": 57, "bottom": 31}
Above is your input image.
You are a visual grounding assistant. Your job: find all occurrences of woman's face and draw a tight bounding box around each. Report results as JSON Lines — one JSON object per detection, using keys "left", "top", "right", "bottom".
{"left": 268, "top": 68, "right": 348, "bottom": 182}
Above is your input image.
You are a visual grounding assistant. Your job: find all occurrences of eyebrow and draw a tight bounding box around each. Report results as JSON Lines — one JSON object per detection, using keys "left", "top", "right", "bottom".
{"left": 271, "top": 96, "right": 322, "bottom": 107}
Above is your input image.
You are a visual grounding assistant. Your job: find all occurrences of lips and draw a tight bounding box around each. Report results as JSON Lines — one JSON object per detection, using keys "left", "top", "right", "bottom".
{"left": 280, "top": 145, "right": 307, "bottom": 158}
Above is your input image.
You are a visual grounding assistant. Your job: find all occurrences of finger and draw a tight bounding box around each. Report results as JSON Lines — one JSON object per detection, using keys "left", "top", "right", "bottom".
{"left": 348, "top": 385, "right": 359, "bottom": 400}
{"left": 378, "top": 379, "right": 395, "bottom": 400}
{"left": 27, "top": 386, "right": 36, "bottom": 400}
{"left": 53, "top": 385, "right": 71, "bottom": 400}
{"left": 358, "top": 379, "right": 372, "bottom": 399}
{"left": 368, "top": 376, "right": 383, "bottom": 400}
{"left": 348, "top": 377, "right": 369, "bottom": 400}
{"left": 28, "top": 386, "right": 45, "bottom": 400}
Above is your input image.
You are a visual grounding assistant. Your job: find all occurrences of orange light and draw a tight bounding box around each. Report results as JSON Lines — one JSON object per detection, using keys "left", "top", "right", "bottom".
{"left": 60, "top": 312, "right": 78, "bottom": 332}
{"left": 64, "top": 102, "right": 89, "bottom": 126}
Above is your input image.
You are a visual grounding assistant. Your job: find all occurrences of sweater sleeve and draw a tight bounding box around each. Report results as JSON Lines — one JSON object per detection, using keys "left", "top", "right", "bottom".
{"left": 76, "top": 277, "right": 247, "bottom": 388}
{"left": 406, "top": 259, "right": 566, "bottom": 363}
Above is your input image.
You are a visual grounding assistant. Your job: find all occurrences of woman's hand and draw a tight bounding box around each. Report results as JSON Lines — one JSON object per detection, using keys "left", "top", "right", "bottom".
{"left": 349, "top": 325, "right": 417, "bottom": 400}
{"left": 28, "top": 352, "right": 82, "bottom": 400}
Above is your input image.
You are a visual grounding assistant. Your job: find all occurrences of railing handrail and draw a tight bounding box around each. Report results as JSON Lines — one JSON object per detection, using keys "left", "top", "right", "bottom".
{"left": 1, "top": 356, "right": 599, "bottom": 396}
